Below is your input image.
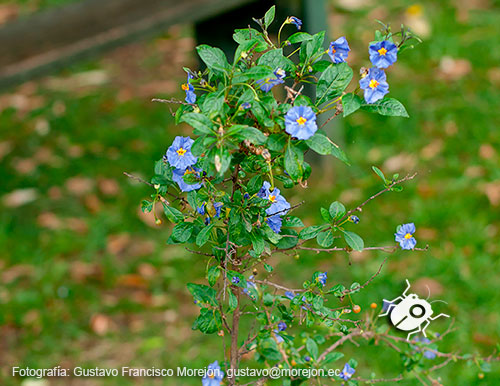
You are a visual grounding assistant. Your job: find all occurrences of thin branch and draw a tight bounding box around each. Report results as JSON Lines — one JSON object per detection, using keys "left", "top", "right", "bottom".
{"left": 123, "top": 171, "right": 154, "bottom": 187}
{"left": 339, "top": 172, "right": 418, "bottom": 223}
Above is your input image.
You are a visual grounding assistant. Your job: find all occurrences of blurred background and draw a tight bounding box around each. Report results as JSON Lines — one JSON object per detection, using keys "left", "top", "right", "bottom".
{"left": 0, "top": 0, "right": 499, "bottom": 384}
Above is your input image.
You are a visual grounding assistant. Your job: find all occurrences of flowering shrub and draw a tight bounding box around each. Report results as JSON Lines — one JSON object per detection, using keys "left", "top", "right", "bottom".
{"left": 136, "top": 6, "right": 497, "bottom": 385}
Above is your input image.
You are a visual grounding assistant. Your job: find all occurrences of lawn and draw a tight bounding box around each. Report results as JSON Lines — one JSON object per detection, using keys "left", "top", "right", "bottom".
{"left": 0, "top": 0, "right": 499, "bottom": 385}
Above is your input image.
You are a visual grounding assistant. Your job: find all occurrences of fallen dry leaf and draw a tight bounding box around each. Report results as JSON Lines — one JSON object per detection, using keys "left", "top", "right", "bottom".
{"left": 66, "top": 176, "right": 94, "bottom": 196}
{"left": 90, "top": 313, "right": 113, "bottom": 335}
{"left": 482, "top": 181, "right": 500, "bottom": 206}
{"left": 98, "top": 178, "right": 120, "bottom": 196}
{"left": 438, "top": 56, "right": 472, "bottom": 81}
{"left": 2, "top": 188, "right": 37, "bottom": 207}
{"left": 107, "top": 233, "right": 131, "bottom": 255}
{"left": 37, "top": 212, "right": 63, "bottom": 230}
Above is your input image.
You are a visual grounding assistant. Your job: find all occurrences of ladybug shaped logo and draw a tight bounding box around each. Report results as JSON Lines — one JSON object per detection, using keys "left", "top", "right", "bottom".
{"left": 380, "top": 279, "right": 449, "bottom": 341}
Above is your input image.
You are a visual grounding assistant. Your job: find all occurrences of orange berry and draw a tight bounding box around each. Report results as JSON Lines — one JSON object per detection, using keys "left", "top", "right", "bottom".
{"left": 291, "top": 359, "right": 297, "bottom": 367}
{"left": 352, "top": 305, "right": 361, "bottom": 313}
{"left": 370, "top": 303, "right": 377, "bottom": 309}
{"left": 478, "top": 373, "right": 484, "bottom": 379}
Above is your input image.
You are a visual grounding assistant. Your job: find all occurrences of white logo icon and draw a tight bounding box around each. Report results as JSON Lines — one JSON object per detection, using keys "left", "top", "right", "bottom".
{"left": 380, "top": 279, "right": 450, "bottom": 341}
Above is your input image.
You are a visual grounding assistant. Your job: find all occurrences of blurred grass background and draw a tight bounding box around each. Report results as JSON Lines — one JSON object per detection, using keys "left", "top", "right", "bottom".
{"left": 0, "top": 0, "right": 499, "bottom": 385}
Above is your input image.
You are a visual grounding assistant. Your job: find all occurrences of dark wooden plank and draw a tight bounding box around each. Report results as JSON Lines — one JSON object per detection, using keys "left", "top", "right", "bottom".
{"left": 0, "top": 0, "right": 256, "bottom": 90}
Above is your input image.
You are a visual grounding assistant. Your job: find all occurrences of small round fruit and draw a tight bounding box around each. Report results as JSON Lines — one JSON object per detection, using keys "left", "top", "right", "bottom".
{"left": 294, "top": 254, "right": 300, "bottom": 260}
{"left": 478, "top": 373, "right": 484, "bottom": 379}
{"left": 155, "top": 218, "right": 162, "bottom": 225}
{"left": 370, "top": 303, "right": 377, "bottom": 309}
{"left": 291, "top": 359, "right": 297, "bottom": 367}
{"left": 352, "top": 305, "right": 361, "bottom": 313}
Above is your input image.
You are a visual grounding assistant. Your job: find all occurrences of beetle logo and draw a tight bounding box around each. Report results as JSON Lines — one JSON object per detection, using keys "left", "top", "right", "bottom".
{"left": 380, "top": 279, "right": 450, "bottom": 341}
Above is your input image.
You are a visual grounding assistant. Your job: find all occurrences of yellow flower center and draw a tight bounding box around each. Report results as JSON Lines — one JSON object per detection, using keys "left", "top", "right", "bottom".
{"left": 369, "top": 79, "right": 379, "bottom": 89}
{"left": 184, "top": 168, "right": 193, "bottom": 176}
{"left": 181, "top": 84, "right": 189, "bottom": 91}
{"left": 331, "top": 47, "right": 336, "bottom": 54}
{"left": 296, "top": 116, "right": 307, "bottom": 125}
{"left": 176, "top": 147, "right": 187, "bottom": 156}
{"left": 269, "top": 195, "right": 276, "bottom": 202}
{"left": 209, "top": 373, "right": 215, "bottom": 379}
{"left": 378, "top": 47, "right": 387, "bottom": 56}
{"left": 404, "top": 233, "right": 413, "bottom": 239}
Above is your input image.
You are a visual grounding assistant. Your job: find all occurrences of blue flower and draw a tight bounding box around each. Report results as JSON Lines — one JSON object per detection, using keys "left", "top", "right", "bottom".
{"left": 285, "top": 291, "right": 295, "bottom": 300}
{"left": 359, "top": 67, "right": 389, "bottom": 104}
{"left": 197, "top": 204, "right": 205, "bottom": 215}
{"left": 395, "top": 223, "right": 417, "bottom": 250}
{"left": 202, "top": 360, "right": 224, "bottom": 386}
{"left": 231, "top": 276, "right": 240, "bottom": 285}
{"left": 257, "top": 181, "right": 291, "bottom": 216}
{"left": 256, "top": 69, "right": 286, "bottom": 92}
{"left": 277, "top": 321, "right": 287, "bottom": 331}
{"left": 243, "top": 275, "right": 257, "bottom": 297}
{"left": 181, "top": 73, "right": 196, "bottom": 104}
{"left": 240, "top": 102, "right": 251, "bottom": 110}
{"left": 285, "top": 105, "right": 318, "bottom": 140}
{"left": 339, "top": 363, "right": 355, "bottom": 380}
{"left": 166, "top": 136, "right": 197, "bottom": 169}
{"left": 413, "top": 337, "right": 437, "bottom": 359}
{"left": 287, "top": 16, "right": 302, "bottom": 30}
{"left": 317, "top": 272, "right": 327, "bottom": 286}
{"left": 214, "top": 202, "right": 223, "bottom": 218}
{"left": 172, "top": 166, "right": 202, "bottom": 192}
{"left": 328, "top": 36, "right": 350, "bottom": 63}
{"left": 304, "top": 355, "right": 311, "bottom": 362}
{"left": 369, "top": 40, "right": 398, "bottom": 69}
{"left": 266, "top": 214, "right": 282, "bottom": 234}
{"left": 349, "top": 215, "right": 360, "bottom": 224}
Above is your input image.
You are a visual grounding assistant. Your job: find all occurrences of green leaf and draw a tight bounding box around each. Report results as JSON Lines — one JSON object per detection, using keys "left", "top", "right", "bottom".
{"left": 257, "top": 48, "right": 295, "bottom": 72}
{"left": 207, "top": 266, "right": 220, "bottom": 287}
{"left": 316, "top": 63, "right": 353, "bottom": 105}
{"left": 171, "top": 222, "right": 194, "bottom": 242}
{"left": 327, "top": 137, "right": 350, "bottom": 165}
{"left": 282, "top": 216, "right": 304, "bottom": 227}
{"left": 180, "top": 112, "right": 215, "bottom": 135}
{"left": 305, "top": 132, "right": 331, "bottom": 155}
{"left": 201, "top": 91, "right": 225, "bottom": 119}
{"left": 361, "top": 97, "right": 409, "bottom": 117}
{"left": 341, "top": 93, "right": 362, "bottom": 117}
{"left": 234, "top": 127, "right": 268, "bottom": 145}
{"left": 228, "top": 289, "right": 238, "bottom": 311}
{"left": 250, "top": 232, "right": 265, "bottom": 256}
{"left": 258, "top": 338, "right": 282, "bottom": 361}
{"left": 320, "top": 207, "right": 331, "bottom": 222}
{"left": 342, "top": 230, "right": 364, "bottom": 251}
{"left": 141, "top": 200, "right": 153, "bottom": 213}
{"left": 317, "top": 230, "right": 334, "bottom": 248}
{"left": 287, "top": 32, "right": 312, "bottom": 44}
{"left": 306, "top": 338, "right": 319, "bottom": 360}
{"left": 192, "top": 308, "right": 221, "bottom": 334}
{"left": 196, "top": 45, "right": 230, "bottom": 76}
{"left": 299, "top": 225, "right": 324, "bottom": 240}
{"left": 264, "top": 5, "right": 276, "bottom": 28}
{"left": 329, "top": 201, "right": 345, "bottom": 221}
{"left": 187, "top": 283, "right": 218, "bottom": 306}
{"left": 372, "top": 166, "right": 387, "bottom": 182}
{"left": 233, "top": 65, "right": 275, "bottom": 83}
{"left": 284, "top": 142, "right": 303, "bottom": 181}
{"left": 247, "top": 175, "right": 263, "bottom": 195}
{"left": 163, "top": 205, "right": 184, "bottom": 223}
{"left": 264, "top": 263, "right": 273, "bottom": 272}
{"left": 323, "top": 351, "right": 344, "bottom": 363}
{"left": 196, "top": 223, "right": 214, "bottom": 246}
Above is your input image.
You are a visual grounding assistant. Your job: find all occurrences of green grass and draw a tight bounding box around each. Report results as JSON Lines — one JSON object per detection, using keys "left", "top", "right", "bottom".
{"left": 1, "top": 0, "right": 499, "bottom": 384}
